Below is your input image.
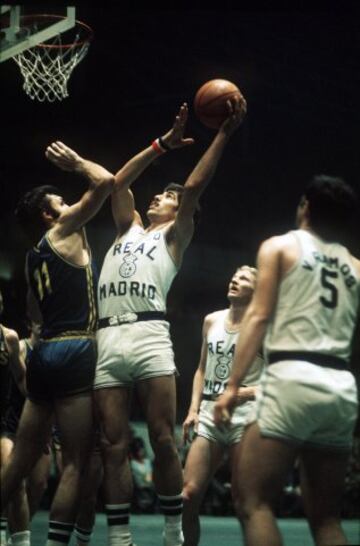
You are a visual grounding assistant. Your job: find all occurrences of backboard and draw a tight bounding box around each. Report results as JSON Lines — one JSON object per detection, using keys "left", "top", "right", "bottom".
{"left": 0, "top": 6, "right": 93, "bottom": 101}
{"left": 0, "top": 6, "right": 76, "bottom": 63}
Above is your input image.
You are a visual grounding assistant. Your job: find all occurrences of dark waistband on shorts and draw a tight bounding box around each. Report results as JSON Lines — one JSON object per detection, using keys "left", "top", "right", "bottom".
{"left": 202, "top": 393, "right": 221, "bottom": 402}
{"left": 98, "top": 311, "right": 166, "bottom": 329}
{"left": 268, "top": 351, "right": 349, "bottom": 370}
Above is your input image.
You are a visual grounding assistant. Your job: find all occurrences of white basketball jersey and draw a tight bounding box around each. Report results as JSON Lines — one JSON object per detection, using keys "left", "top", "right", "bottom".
{"left": 98, "top": 225, "right": 178, "bottom": 318}
{"left": 203, "top": 309, "right": 264, "bottom": 396}
{"left": 265, "top": 229, "right": 360, "bottom": 362}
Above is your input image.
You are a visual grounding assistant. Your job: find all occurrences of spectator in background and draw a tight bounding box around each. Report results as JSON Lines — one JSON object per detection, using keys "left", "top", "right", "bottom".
{"left": 129, "top": 437, "right": 156, "bottom": 513}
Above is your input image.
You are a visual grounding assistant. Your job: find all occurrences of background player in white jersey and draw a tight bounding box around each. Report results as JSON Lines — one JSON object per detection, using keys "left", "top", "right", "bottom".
{"left": 181, "top": 266, "right": 264, "bottom": 546}
{"left": 214, "top": 175, "right": 360, "bottom": 546}
{"left": 94, "top": 99, "right": 246, "bottom": 546}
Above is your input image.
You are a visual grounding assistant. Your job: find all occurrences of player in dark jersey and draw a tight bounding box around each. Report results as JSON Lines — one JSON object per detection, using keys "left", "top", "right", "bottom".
{"left": 0, "top": 143, "right": 114, "bottom": 546}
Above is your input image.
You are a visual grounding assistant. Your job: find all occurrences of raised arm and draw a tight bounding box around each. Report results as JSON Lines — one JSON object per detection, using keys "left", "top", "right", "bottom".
{"left": 168, "top": 96, "right": 247, "bottom": 257}
{"left": 182, "top": 315, "right": 211, "bottom": 444}
{"left": 46, "top": 141, "right": 115, "bottom": 236}
{"left": 213, "top": 237, "right": 282, "bottom": 426}
{"left": 111, "top": 103, "right": 194, "bottom": 233}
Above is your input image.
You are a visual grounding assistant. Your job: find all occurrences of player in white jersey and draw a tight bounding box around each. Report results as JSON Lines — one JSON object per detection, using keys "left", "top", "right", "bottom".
{"left": 181, "top": 266, "right": 264, "bottom": 546}
{"left": 93, "top": 98, "right": 246, "bottom": 546}
{"left": 214, "top": 175, "right": 360, "bottom": 546}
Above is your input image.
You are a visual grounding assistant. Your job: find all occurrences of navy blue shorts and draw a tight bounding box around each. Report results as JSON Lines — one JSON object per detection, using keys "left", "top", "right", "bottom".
{"left": 27, "top": 337, "right": 97, "bottom": 404}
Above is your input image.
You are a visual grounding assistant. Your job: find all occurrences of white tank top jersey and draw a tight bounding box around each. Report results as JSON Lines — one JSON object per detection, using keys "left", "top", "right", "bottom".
{"left": 203, "top": 309, "right": 264, "bottom": 396}
{"left": 265, "top": 229, "right": 360, "bottom": 363}
{"left": 98, "top": 224, "right": 178, "bottom": 318}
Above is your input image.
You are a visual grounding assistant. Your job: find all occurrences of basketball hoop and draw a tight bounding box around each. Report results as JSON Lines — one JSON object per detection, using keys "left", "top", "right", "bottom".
{"left": 12, "top": 14, "right": 93, "bottom": 102}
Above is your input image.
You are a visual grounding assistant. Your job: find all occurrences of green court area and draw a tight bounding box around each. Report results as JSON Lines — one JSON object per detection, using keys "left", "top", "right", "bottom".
{"left": 30, "top": 512, "right": 360, "bottom": 546}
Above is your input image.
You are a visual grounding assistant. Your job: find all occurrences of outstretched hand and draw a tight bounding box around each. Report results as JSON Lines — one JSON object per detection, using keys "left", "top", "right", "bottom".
{"left": 45, "top": 141, "right": 83, "bottom": 172}
{"left": 161, "top": 103, "right": 195, "bottom": 150}
{"left": 220, "top": 95, "right": 247, "bottom": 136}
{"left": 213, "top": 387, "right": 238, "bottom": 429}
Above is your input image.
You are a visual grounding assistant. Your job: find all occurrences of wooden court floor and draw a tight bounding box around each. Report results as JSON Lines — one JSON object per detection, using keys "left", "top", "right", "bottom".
{"left": 30, "top": 511, "right": 360, "bottom": 545}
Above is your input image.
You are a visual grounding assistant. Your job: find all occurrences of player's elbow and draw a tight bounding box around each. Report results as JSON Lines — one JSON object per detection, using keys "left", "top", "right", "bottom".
{"left": 101, "top": 173, "right": 115, "bottom": 190}
{"left": 248, "top": 309, "right": 271, "bottom": 328}
{"left": 183, "top": 179, "right": 202, "bottom": 193}
{"left": 93, "top": 173, "right": 115, "bottom": 197}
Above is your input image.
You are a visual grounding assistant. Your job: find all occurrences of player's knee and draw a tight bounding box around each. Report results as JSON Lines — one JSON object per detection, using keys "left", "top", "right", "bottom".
{"left": 27, "top": 474, "right": 48, "bottom": 497}
{"left": 182, "top": 481, "right": 202, "bottom": 505}
{"left": 59, "top": 461, "right": 83, "bottom": 485}
{"left": 101, "top": 435, "right": 129, "bottom": 465}
{"left": 150, "top": 430, "right": 176, "bottom": 458}
{"left": 231, "top": 483, "right": 254, "bottom": 521}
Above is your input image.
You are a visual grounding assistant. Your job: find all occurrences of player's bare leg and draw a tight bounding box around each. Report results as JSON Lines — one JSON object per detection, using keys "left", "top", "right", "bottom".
{"left": 300, "top": 448, "right": 349, "bottom": 546}
{"left": 137, "top": 376, "right": 183, "bottom": 546}
{"left": 26, "top": 451, "right": 52, "bottom": 518}
{"left": 232, "top": 422, "right": 297, "bottom": 546}
{"left": 0, "top": 400, "right": 53, "bottom": 510}
{"left": 74, "top": 449, "right": 103, "bottom": 546}
{"left": 46, "top": 393, "right": 93, "bottom": 545}
{"left": 1, "top": 437, "right": 30, "bottom": 546}
{"left": 95, "top": 387, "right": 134, "bottom": 546}
{"left": 1, "top": 401, "right": 53, "bottom": 546}
{"left": 182, "top": 437, "right": 224, "bottom": 546}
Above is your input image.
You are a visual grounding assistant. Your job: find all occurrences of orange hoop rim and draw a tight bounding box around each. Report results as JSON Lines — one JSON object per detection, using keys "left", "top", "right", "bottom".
{"left": 19, "top": 14, "right": 93, "bottom": 49}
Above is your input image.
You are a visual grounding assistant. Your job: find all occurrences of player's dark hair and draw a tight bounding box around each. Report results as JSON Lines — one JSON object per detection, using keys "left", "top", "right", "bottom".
{"left": 164, "top": 183, "right": 185, "bottom": 206}
{"left": 304, "top": 175, "right": 358, "bottom": 243}
{"left": 15, "top": 185, "right": 60, "bottom": 236}
{"left": 164, "top": 182, "right": 202, "bottom": 222}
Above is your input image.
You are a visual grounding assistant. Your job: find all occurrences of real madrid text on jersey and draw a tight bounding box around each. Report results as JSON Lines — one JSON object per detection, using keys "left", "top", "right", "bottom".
{"left": 98, "top": 225, "right": 178, "bottom": 317}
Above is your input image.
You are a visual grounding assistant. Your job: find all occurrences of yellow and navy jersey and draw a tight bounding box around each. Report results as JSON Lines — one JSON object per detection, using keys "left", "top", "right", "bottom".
{"left": 26, "top": 233, "right": 98, "bottom": 339}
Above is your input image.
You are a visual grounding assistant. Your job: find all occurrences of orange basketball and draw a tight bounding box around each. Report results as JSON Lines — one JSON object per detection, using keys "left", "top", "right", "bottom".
{"left": 194, "top": 79, "right": 245, "bottom": 129}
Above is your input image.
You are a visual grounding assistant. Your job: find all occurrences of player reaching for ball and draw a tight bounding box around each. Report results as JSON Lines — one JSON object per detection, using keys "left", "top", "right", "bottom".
{"left": 194, "top": 79, "right": 245, "bottom": 129}
{"left": 93, "top": 97, "right": 246, "bottom": 546}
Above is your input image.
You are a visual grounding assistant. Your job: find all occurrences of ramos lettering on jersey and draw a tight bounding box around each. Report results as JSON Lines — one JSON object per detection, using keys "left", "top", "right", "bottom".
{"left": 301, "top": 251, "right": 357, "bottom": 289}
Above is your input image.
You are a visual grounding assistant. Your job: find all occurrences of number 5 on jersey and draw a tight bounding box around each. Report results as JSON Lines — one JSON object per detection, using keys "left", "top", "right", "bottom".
{"left": 320, "top": 267, "right": 338, "bottom": 309}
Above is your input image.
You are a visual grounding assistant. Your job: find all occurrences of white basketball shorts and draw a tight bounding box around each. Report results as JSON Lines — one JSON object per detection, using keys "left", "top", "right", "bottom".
{"left": 197, "top": 399, "right": 255, "bottom": 446}
{"left": 249, "top": 360, "right": 358, "bottom": 451}
{"left": 94, "top": 320, "right": 177, "bottom": 389}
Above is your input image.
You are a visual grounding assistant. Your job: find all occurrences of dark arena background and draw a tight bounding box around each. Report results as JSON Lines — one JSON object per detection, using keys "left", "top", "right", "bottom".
{"left": 1, "top": 6, "right": 360, "bottom": 545}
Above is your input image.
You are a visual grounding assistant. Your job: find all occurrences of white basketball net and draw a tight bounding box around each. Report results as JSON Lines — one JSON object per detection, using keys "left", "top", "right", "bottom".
{"left": 12, "top": 32, "right": 90, "bottom": 102}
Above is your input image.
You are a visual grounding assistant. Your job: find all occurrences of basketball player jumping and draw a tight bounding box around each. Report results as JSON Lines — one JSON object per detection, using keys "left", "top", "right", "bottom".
{"left": 182, "top": 266, "right": 264, "bottom": 546}
{"left": 93, "top": 98, "right": 246, "bottom": 546}
{"left": 1, "top": 145, "right": 114, "bottom": 546}
{"left": 214, "top": 176, "right": 360, "bottom": 546}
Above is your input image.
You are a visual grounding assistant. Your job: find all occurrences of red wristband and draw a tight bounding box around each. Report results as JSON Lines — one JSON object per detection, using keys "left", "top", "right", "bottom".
{"left": 151, "top": 138, "right": 166, "bottom": 155}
